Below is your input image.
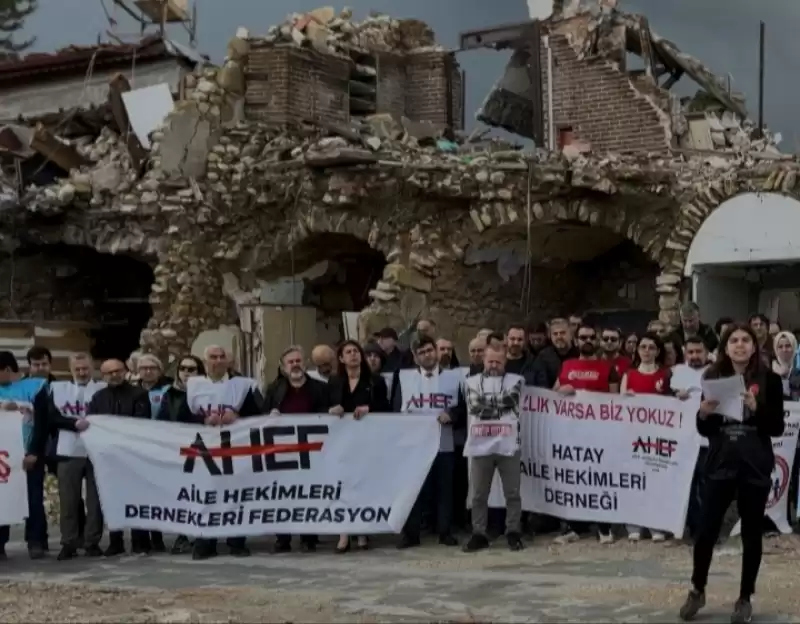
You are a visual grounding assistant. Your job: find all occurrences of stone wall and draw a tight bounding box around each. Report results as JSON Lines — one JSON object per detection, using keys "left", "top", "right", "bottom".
{"left": 541, "top": 26, "right": 670, "bottom": 152}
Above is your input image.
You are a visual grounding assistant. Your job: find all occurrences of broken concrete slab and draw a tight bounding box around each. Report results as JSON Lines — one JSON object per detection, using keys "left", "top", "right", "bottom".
{"left": 159, "top": 103, "right": 219, "bottom": 179}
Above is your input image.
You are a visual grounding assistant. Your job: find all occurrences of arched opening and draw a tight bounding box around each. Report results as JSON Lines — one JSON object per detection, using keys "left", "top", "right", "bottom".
{"left": 0, "top": 243, "right": 154, "bottom": 372}
{"left": 255, "top": 233, "right": 387, "bottom": 345}
{"left": 686, "top": 193, "right": 800, "bottom": 328}
{"left": 452, "top": 221, "right": 658, "bottom": 343}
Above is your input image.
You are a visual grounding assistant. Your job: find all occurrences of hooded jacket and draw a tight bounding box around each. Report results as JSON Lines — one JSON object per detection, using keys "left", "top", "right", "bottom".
{"left": 532, "top": 344, "right": 579, "bottom": 389}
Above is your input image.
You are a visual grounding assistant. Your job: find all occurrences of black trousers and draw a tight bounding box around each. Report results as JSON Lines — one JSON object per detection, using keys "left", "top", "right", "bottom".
{"left": 404, "top": 451, "right": 454, "bottom": 538}
{"left": 276, "top": 534, "right": 318, "bottom": 546}
{"left": 692, "top": 478, "right": 770, "bottom": 599}
{"left": 452, "top": 445, "right": 470, "bottom": 529}
{"left": 686, "top": 448, "right": 709, "bottom": 539}
{"left": 109, "top": 529, "right": 152, "bottom": 550}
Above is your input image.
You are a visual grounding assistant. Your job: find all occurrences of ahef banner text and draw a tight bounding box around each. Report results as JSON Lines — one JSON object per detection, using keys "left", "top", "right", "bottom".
{"left": 488, "top": 388, "right": 701, "bottom": 535}
{"left": 82, "top": 412, "right": 440, "bottom": 537}
{"left": 0, "top": 412, "right": 28, "bottom": 525}
{"left": 732, "top": 402, "right": 800, "bottom": 536}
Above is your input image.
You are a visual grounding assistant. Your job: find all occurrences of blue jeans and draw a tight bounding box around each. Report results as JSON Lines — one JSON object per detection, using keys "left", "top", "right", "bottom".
{"left": 0, "top": 462, "right": 47, "bottom": 548}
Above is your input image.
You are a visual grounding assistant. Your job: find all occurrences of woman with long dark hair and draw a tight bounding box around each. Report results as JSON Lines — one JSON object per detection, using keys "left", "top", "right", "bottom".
{"left": 328, "top": 340, "right": 390, "bottom": 553}
{"left": 622, "top": 332, "right": 671, "bottom": 543}
{"left": 679, "top": 324, "right": 785, "bottom": 623}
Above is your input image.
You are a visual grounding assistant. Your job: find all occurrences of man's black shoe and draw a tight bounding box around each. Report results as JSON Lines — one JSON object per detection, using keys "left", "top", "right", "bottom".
{"left": 28, "top": 544, "right": 45, "bottom": 560}
{"left": 57, "top": 546, "right": 77, "bottom": 561}
{"left": 103, "top": 543, "right": 125, "bottom": 557}
{"left": 463, "top": 534, "right": 490, "bottom": 553}
{"left": 273, "top": 541, "right": 292, "bottom": 554}
{"left": 191, "top": 543, "right": 218, "bottom": 561}
{"left": 302, "top": 541, "right": 317, "bottom": 553}
{"left": 84, "top": 545, "right": 103, "bottom": 557}
{"left": 506, "top": 532, "right": 524, "bottom": 551}
{"left": 151, "top": 539, "right": 166, "bottom": 553}
{"left": 0, "top": 546, "right": 6, "bottom": 561}
{"left": 396, "top": 535, "right": 421, "bottom": 550}
{"left": 438, "top": 534, "right": 458, "bottom": 546}
{"left": 171, "top": 536, "right": 192, "bottom": 555}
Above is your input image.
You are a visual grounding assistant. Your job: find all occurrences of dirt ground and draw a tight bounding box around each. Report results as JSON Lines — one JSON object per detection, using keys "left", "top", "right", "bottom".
{"left": 3, "top": 532, "right": 800, "bottom": 623}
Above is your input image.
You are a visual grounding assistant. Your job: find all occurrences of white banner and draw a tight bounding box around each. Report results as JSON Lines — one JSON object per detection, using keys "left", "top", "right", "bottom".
{"left": 486, "top": 388, "right": 701, "bottom": 535}
{"left": 0, "top": 412, "right": 28, "bottom": 525}
{"left": 732, "top": 402, "right": 800, "bottom": 536}
{"left": 82, "top": 412, "right": 440, "bottom": 537}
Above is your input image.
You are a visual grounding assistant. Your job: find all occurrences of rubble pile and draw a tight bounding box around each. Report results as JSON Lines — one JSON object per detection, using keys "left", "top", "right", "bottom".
{"left": 254, "top": 6, "right": 440, "bottom": 55}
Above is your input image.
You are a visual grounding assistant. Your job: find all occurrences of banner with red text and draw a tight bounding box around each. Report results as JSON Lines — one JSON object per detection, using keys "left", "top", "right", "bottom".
{"left": 730, "top": 402, "right": 800, "bottom": 536}
{"left": 82, "top": 413, "right": 440, "bottom": 537}
{"left": 0, "top": 412, "right": 28, "bottom": 525}
{"left": 487, "top": 388, "right": 701, "bottom": 535}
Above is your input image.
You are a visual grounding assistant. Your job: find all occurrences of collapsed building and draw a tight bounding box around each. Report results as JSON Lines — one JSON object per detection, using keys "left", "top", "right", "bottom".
{"left": 0, "top": 3, "right": 797, "bottom": 376}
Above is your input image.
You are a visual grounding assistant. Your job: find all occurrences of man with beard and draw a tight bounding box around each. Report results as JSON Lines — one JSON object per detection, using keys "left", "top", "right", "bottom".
{"left": 462, "top": 343, "right": 525, "bottom": 552}
{"left": 393, "top": 336, "right": 466, "bottom": 548}
{"left": 672, "top": 337, "right": 710, "bottom": 541}
{"left": 600, "top": 327, "right": 631, "bottom": 377}
{"left": 675, "top": 302, "right": 718, "bottom": 353}
{"left": 437, "top": 338, "right": 456, "bottom": 369}
{"left": 526, "top": 322, "right": 548, "bottom": 358}
{"left": 264, "top": 346, "right": 331, "bottom": 553}
{"left": 505, "top": 324, "right": 535, "bottom": 383}
{"left": 749, "top": 314, "right": 773, "bottom": 362}
{"left": 554, "top": 325, "right": 619, "bottom": 544}
{"left": 87, "top": 359, "right": 150, "bottom": 557}
{"left": 532, "top": 318, "right": 578, "bottom": 390}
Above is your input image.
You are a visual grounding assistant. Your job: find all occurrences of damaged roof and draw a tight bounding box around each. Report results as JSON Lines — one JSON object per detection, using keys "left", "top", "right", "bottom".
{"left": 0, "top": 35, "right": 207, "bottom": 87}
{"left": 475, "top": 4, "right": 761, "bottom": 150}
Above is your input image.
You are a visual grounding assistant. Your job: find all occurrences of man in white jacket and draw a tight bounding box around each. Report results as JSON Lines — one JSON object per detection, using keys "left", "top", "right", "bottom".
{"left": 462, "top": 343, "right": 525, "bottom": 553}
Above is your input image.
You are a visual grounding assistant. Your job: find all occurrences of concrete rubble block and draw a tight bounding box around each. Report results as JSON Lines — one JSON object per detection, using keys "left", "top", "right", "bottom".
{"left": 382, "top": 263, "right": 432, "bottom": 292}
{"left": 401, "top": 116, "right": 444, "bottom": 142}
{"left": 365, "top": 114, "right": 404, "bottom": 140}
{"left": 308, "top": 6, "right": 336, "bottom": 23}
{"left": 159, "top": 103, "right": 219, "bottom": 179}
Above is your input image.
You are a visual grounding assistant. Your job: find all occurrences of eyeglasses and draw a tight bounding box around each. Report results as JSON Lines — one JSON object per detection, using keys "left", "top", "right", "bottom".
{"left": 179, "top": 366, "right": 198, "bottom": 373}
{"left": 601, "top": 336, "right": 619, "bottom": 342}
{"left": 577, "top": 335, "right": 596, "bottom": 342}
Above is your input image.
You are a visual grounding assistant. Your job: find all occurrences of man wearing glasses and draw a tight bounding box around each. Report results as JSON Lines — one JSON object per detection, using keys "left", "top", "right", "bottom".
{"left": 86, "top": 359, "right": 150, "bottom": 557}
{"left": 600, "top": 327, "right": 631, "bottom": 377}
{"left": 553, "top": 324, "right": 620, "bottom": 545}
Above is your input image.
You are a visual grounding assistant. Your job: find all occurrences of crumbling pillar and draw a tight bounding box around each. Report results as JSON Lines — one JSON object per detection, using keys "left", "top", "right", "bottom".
{"left": 140, "top": 240, "right": 230, "bottom": 360}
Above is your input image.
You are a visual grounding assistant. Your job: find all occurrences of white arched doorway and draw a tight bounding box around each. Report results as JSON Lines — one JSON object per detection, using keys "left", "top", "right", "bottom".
{"left": 685, "top": 193, "right": 800, "bottom": 326}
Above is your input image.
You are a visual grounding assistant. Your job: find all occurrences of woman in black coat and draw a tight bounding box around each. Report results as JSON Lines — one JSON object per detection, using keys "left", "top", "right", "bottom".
{"left": 679, "top": 323, "right": 785, "bottom": 624}
{"left": 328, "top": 340, "right": 390, "bottom": 553}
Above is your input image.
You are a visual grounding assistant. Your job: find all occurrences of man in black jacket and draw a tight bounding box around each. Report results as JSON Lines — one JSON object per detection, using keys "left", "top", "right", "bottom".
{"left": 532, "top": 318, "right": 578, "bottom": 389}
{"left": 87, "top": 359, "right": 150, "bottom": 556}
{"left": 264, "top": 345, "right": 331, "bottom": 552}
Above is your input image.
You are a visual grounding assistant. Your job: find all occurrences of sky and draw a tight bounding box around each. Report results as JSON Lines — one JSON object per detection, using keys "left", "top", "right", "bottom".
{"left": 13, "top": 0, "right": 795, "bottom": 147}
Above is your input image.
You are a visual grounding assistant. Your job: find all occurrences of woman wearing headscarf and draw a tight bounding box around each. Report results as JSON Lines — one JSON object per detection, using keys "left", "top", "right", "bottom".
{"left": 328, "top": 340, "right": 390, "bottom": 553}
{"left": 771, "top": 331, "right": 800, "bottom": 400}
{"left": 679, "top": 324, "right": 784, "bottom": 624}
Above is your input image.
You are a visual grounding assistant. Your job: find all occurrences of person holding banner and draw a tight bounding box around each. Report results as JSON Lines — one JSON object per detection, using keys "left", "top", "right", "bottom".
{"left": 679, "top": 324, "right": 785, "bottom": 624}
{"left": 0, "top": 351, "right": 55, "bottom": 561}
{"left": 462, "top": 342, "right": 525, "bottom": 552}
{"left": 621, "top": 332, "right": 671, "bottom": 543}
{"left": 49, "top": 353, "right": 106, "bottom": 561}
{"left": 264, "top": 345, "right": 331, "bottom": 553}
{"left": 87, "top": 359, "right": 151, "bottom": 556}
{"left": 552, "top": 324, "right": 618, "bottom": 545}
{"left": 392, "top": 336, "right": 466, "bottom": 549}
{"left": 329, "top": 340, "right": 390, "bottom": 553}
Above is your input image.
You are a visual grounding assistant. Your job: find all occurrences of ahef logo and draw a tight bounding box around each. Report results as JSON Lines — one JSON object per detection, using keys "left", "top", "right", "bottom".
{"left": 60, "top": 401, "right": 86, "bottom": 416}
{"left": 180, "top": 424, "right": 328, "bottom": 475}
{"left": 631, "top": 436, "right": 678, "bottom": 459}
{"left": 567, "top": 370, "right": 599, "bottom": 381}
{"left": 0, "top": 450, "right": 10, "bottom": 484}
{"left": 406, "top": 393, "right": 453, "bottom": 411}
{"left": 767, "top": 455, "right": 789, "bottom": 509}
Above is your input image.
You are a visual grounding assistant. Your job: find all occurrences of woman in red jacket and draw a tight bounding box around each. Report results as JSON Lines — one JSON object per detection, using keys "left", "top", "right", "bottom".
{"left": 621, "top": 332, "right": 671, "bottom": 542}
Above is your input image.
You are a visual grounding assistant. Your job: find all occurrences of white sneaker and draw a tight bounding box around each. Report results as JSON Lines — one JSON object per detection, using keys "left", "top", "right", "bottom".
{"left": 554, "top": 531, "right": 580, "bottom": 545}
{"left": 651, "top": 531, "right": 666, "bottom": 542}
{"left": 628, "top": 532, "right": 641, "bottom": 542}
{"left": 599, "top": 532, "right": 614, "bottom": 545}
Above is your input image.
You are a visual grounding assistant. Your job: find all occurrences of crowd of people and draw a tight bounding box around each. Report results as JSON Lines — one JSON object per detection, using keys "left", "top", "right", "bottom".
{"left": 0, "top": 302, "right": 794, "bottom": 623}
